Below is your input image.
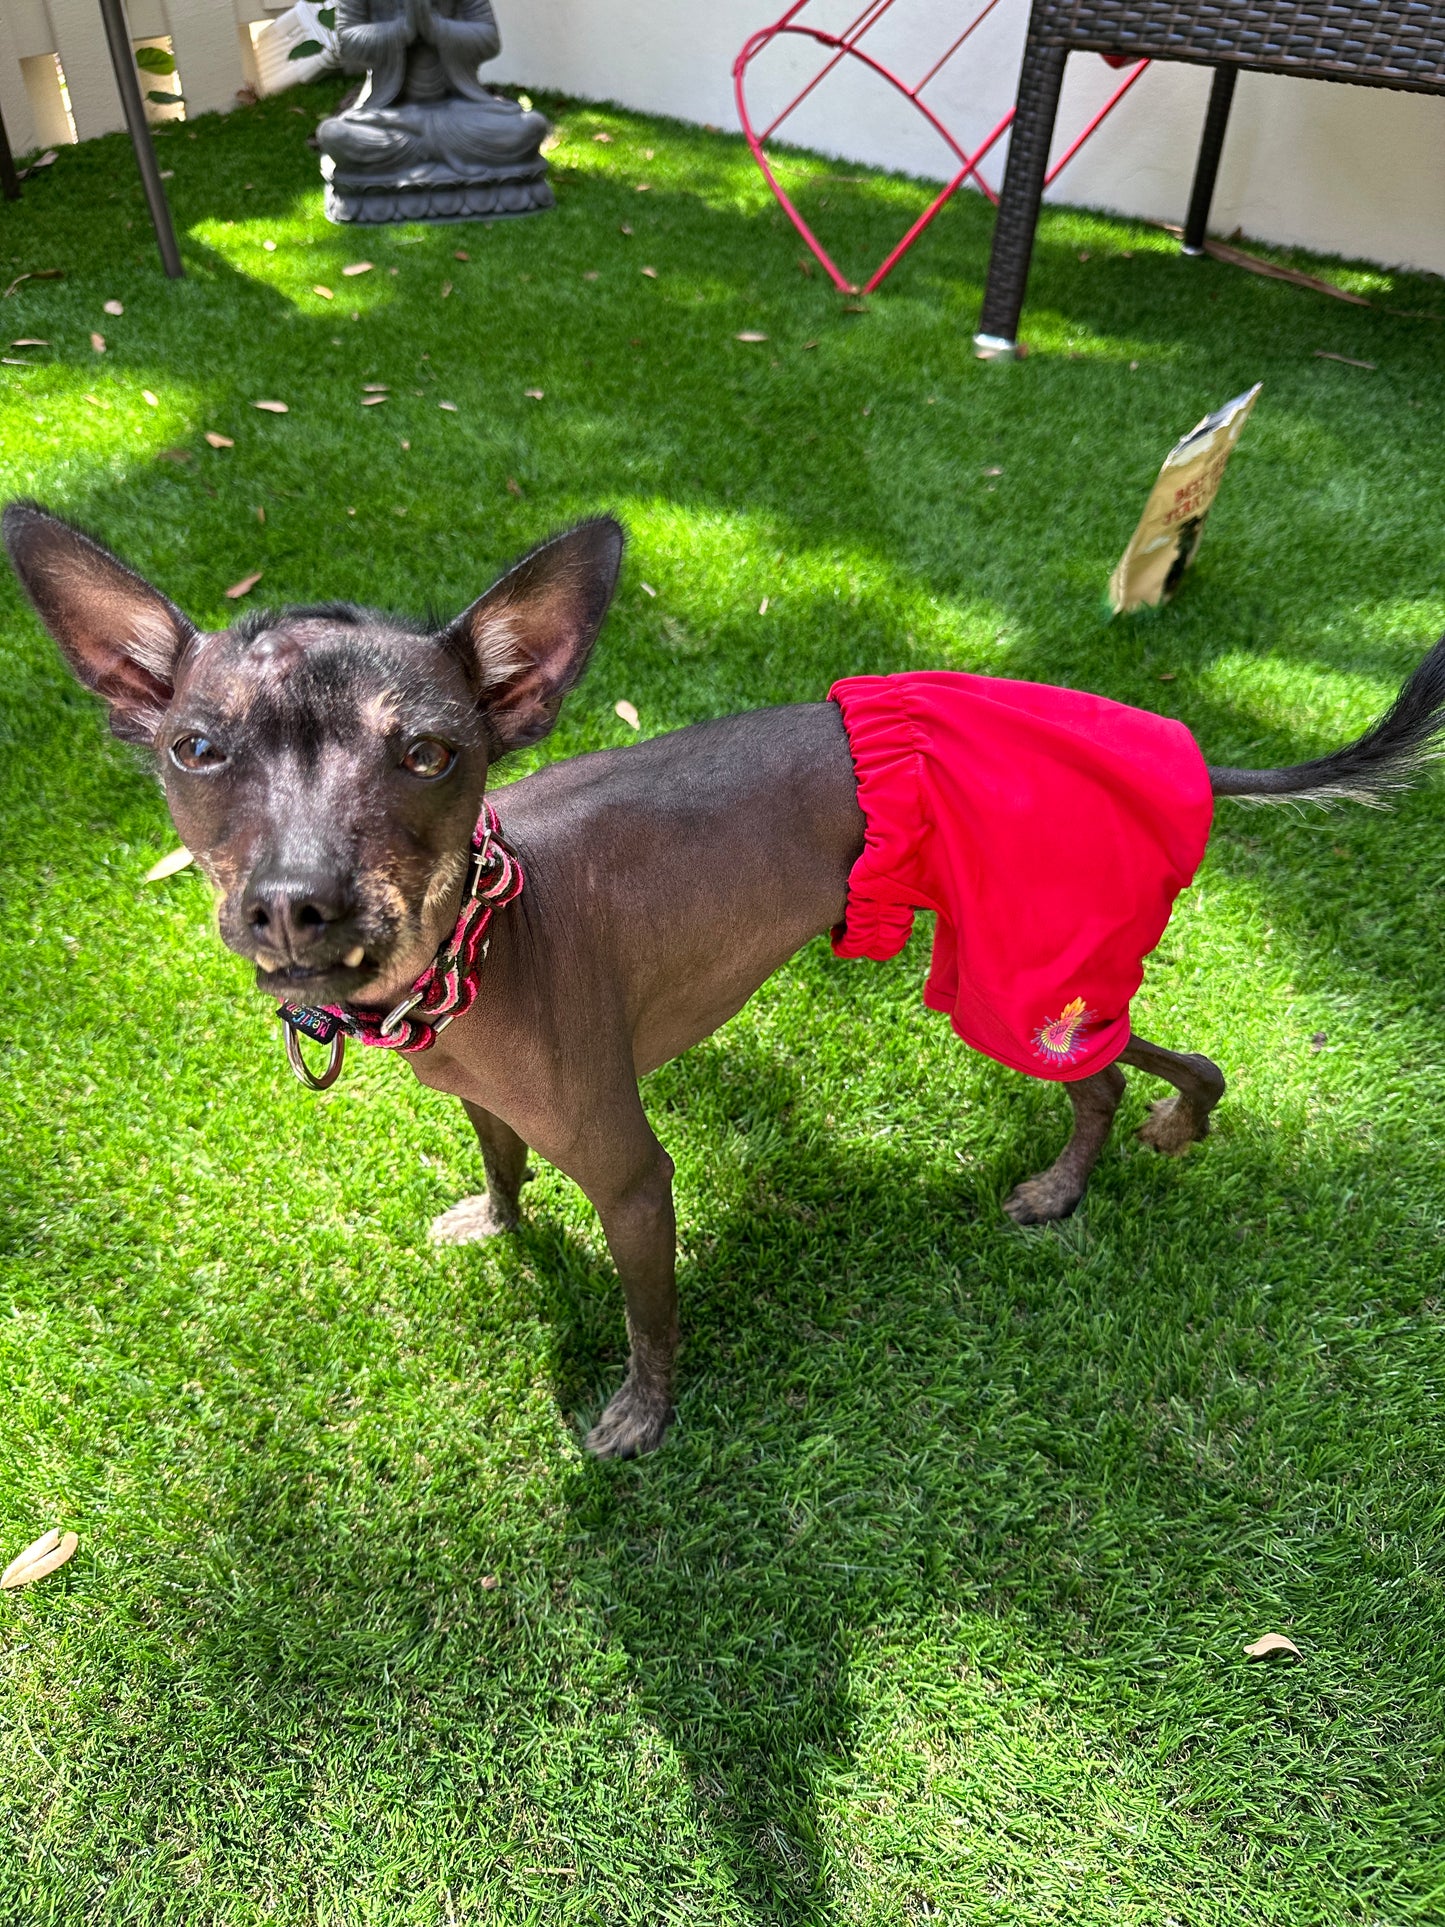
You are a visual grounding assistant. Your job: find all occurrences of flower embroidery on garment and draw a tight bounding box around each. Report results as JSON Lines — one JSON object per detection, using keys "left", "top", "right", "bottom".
{"left": 1032, "top": 996, "right": 1094, "bottom": 1065}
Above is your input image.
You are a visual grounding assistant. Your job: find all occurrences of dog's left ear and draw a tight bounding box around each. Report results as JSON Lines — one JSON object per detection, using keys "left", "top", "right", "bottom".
{"left": 441, "top": 516, "right": 624, "bottom": 751}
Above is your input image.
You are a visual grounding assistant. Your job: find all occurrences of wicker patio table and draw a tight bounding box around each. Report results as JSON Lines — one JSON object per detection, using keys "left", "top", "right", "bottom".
{"left": 974, "top": 0, "right": 1445, "bottom": 355}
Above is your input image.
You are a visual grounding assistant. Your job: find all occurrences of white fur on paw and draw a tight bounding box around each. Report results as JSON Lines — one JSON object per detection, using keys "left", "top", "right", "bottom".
{"left": 428, "top": 1195, "right": 516, "bottom": 1245}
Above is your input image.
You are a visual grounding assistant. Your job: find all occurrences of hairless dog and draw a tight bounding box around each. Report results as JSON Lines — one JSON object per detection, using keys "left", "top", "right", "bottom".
{"left": 8, "top": 502, "right": 1445, "bottom": 1456}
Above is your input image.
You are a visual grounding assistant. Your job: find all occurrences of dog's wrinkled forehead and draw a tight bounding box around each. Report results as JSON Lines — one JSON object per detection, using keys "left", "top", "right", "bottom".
{"left": 180, "top": 603, "right": 474, "bottom": 755}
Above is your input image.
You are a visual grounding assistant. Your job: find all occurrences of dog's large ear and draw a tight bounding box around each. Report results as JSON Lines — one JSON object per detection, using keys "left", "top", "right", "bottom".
{"left": 441, "top": 516, "right": 624, "bottom": 752}
{"left": 3, "top": 500, "right": 197, "bottom": 746}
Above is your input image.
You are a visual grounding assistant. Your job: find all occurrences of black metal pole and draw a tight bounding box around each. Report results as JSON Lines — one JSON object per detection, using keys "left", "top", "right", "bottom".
{"left": 96, "top": 0, "right": 184, "bottom": 277}
{"left": 0, "top": 98, "right": 21, "bottom": 201}
{"left": 1182, "top": 65, "right": 1238, "bottom": 256}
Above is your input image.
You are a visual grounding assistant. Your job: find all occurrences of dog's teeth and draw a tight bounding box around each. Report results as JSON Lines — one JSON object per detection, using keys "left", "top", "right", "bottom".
{"left": 343, "top": 945, "right": 365, "bottom": 968}
{"left": 255, "top": 956, "right": 281, "bottom": 974}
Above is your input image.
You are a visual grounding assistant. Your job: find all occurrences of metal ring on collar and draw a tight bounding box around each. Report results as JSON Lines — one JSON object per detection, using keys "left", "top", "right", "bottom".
{"left": 379, "top": 990, "right": 425, "bottom": 1038}
{"left": 284, "top": 1021, "right": 346, "bottom": 1091}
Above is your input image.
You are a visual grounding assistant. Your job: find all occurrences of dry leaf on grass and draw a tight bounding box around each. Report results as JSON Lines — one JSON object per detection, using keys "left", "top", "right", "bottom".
{"left": 313, "top": 284, "right": 334, "bottom": 300}
{"left": 225, "top": 570, "right": 263, "bottom": 600}
{"left": 614, "top": 699, "right": 640, "bottom": 730}
{"left": 362, "top": 382, "right": 389, "bottom": 392}
{"left": 592, "top": 131, "right": 613, "bottom": 143}
{"left": 1, "top": 1529, "right": 78, "bottom": 1590}
{"left": 524, "top": 388, "right": 544, "bottom": 400}
{"left": 1243, "top": 1632, "right": 1302, "bottom": 1660}
{"left": 505, "top": 476, "right": 522, "bottom": 496}
{"left": 144, "top": 847, "right": 193, "bottom": 882}
{"left": 142, "top": 389, "right": 159, "bottom": 407}
{"left": 361, "top": 394, "right": 387, "bottom": 406}
{"left": 736, "top": 330, "right": 768, "bottom": 343}
{"left": 255, "top": 505, "right": 265, "bottom": 524}
{"left": 758, "top": 596, "right": 769, "bottom": 615}
{"left": 83, "top": 394, "right": 104, "bottom": 408}
{"left": 454, "top": 249, "right": 469, "bottom": 261}
{"left": 1314, "top": 350, "right": 1376, "bottom": 370}
{"left": 641, "top": 266, "right": 658, "bottom": 279}
{"left": 619, "top": 223, "right": 633, "bottom": 237}
{"left": 91, "top": 332, "right": 106, "bottom": 353}
{"left": 2, "top": 357, "right": 33, "bottom": 366}
{"left": 440, "top": 279, "right": 453, "bottom": 298}
{"left": 204, "top": 431, "right": 234, "bottom": 448}
{"left": 103, "top": 299, "right": 123, "bottom": 316}
{"left": 438, "top": 400, "right": 457, "bottom": 411}
{"left": 11, "top": 338, "right": 49, "bottom": 347}
{"left": 3, "top": 269, "right": 64, "bottom": 299}
{"left": 1195, "top": 235, "right": 1371, "bottom": 305}
{"left": 262, "top": 240, "right": 276, "bottom": 253}
{"left": 802, "top": 338, "right": 819, "bottom": 349}
{"left": 253, "top": 400, "right": 288, "bottom": 413}
{"left": 342, "top": 261, "right": 374, "bottom": 277}
{"left": 639, "top": 582, "right": 656, "bottom": 597}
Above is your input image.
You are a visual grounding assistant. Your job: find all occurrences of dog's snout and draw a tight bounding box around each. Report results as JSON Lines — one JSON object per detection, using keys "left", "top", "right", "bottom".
{"left": 244, "top": 868, "right": 356, "bottom": 958}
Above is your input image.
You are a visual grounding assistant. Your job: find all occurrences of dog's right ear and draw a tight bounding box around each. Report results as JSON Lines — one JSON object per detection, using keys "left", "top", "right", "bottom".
{"left": 3, "top": 501, "right": 196, "bottom": 746}
{"left": 441, "top": 515, "right": 624, "bottom": 752}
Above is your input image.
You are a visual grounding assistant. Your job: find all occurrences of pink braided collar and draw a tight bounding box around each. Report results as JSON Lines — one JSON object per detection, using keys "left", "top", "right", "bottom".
{"left": 279, "top": 801, "right": 523, "bottom": 1088}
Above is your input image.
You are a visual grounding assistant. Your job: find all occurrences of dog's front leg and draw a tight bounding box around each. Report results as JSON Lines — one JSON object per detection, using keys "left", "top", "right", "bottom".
{"left": 430, "top": 1101, "right": 531, "bottom": 1245}
{"left": 573, "top": 1125, "right": 679, "bottom": 1461}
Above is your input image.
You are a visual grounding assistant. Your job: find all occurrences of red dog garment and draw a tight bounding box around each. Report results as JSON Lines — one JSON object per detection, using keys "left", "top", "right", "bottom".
{"left": 829, "top": 671, "right": 1214, "bottom": 1082}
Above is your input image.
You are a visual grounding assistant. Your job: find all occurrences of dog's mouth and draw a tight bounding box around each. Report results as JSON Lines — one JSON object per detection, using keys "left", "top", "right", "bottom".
{"left": 251, "top": 947, "right": 381, "bottom": 1001}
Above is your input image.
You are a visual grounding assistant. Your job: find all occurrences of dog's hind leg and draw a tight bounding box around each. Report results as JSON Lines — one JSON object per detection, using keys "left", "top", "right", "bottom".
{"left": 1121, "top": 1034, "right": 1225, "bottom": 1155}
{"left": 1004, "top": 1062, "right": 1128, "bottom": 1225}
{"left": 429, "top": 1101, "right": 532, "bottom": 1244}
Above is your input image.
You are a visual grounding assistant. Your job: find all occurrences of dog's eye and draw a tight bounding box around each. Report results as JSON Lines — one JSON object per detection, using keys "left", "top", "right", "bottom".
{"left": 170, "top": 734, "right": 226, "bottom": 772}
{"left": 401, "top": 738, "right": 455, "bottom": 779}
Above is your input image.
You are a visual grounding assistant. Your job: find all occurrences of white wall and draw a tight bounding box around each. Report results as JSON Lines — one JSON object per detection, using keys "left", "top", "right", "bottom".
{"left": 487, "top": 0, "right": 1445, "bottom": 277}
{"left": 0, "top": 0, "right": 289, "bottom": 146}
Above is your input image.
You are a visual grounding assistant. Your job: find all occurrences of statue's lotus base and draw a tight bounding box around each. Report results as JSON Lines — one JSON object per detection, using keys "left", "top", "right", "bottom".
{"left": 323, "top": 161, "right": 553, "bottom": 226}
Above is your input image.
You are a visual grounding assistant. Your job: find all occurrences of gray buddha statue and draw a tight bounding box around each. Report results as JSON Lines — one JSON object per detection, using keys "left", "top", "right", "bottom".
{"left": 317, "top": 0, "right": 552, "bottom": 225}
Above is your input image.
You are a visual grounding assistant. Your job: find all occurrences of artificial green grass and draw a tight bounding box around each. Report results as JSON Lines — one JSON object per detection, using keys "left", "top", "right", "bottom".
{"left": 3, "top": 80, "right": 1445, "bottom": 1926}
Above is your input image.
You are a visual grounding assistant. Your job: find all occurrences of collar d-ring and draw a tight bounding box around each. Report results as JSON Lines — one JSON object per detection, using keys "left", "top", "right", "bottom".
{"left": 283, "top": 1020, "right": 346, "bottom": 1091}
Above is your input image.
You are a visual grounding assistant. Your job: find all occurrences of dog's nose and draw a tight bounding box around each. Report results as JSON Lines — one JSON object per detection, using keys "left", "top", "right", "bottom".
{"left": 243, "top": 869, "right": 356, "bottom": 958}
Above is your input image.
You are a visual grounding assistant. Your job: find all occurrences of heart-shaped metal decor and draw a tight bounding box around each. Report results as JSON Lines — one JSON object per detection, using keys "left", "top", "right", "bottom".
{"left": 734, "top": 1, "right": 1147, "bottom": 296}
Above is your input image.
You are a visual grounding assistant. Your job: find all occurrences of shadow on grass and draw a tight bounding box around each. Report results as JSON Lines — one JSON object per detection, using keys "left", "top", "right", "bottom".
{"left": 123, "top": 1004, "right": 1443, "bottom": 1917}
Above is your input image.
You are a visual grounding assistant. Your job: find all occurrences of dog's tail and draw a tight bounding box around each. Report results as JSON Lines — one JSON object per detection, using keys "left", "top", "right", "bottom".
{"left": 1208, "top": 633, "right": 1445, "bottom": 807}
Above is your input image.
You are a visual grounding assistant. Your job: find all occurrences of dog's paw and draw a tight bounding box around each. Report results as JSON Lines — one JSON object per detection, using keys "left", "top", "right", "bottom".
{"left": 428, "top": 1194, "right": 518, "bottom": 1245}
{"left": 1137, "top": 1095, "right": 1209, "bottom": 1157}
{"left": 1003, "top": 1174, "right": 1080, "bottom": 1225}
{"left": 584, "top": 1378, "right": 673, "bottom": 1460}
